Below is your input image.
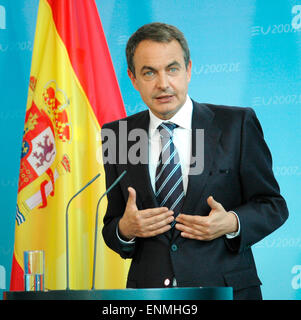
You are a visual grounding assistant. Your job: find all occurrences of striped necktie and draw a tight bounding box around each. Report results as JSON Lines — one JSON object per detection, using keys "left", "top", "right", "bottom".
{"left": 155, "top": 122, "right": 185, "bottom": 227}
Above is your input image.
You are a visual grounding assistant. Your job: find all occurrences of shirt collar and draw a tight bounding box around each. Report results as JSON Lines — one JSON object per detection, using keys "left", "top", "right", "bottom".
{"left": 149, "top": 95, "right": 193, "bottom": 137}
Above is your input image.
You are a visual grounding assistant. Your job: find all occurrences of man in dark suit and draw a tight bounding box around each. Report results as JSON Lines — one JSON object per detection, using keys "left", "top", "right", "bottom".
{"left": 101, "top": 22, "right": 288, "bottom": 300}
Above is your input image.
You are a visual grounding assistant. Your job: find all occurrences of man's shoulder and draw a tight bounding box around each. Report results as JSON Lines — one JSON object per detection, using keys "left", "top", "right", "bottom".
{"left": 192, "top": 100, "right": 255, "bottom": 121}
{"left": 193, "top": 100, "right": 252, "bottom": 113}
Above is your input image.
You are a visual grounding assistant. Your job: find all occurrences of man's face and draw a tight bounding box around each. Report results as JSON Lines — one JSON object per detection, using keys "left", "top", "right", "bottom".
{"left": 128, "top": 40, "right": 192, "bottom": 120}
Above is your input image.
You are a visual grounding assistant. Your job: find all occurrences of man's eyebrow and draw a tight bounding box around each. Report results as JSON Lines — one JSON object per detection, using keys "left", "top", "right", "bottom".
{"left": 140, "top": 61, "right": 182, "bottom": 73}
{"left": 140, "top": 65, "right": 156, "bottom": 73}
{"left": 167, "top": 61, "right": 181, "bottom": 68}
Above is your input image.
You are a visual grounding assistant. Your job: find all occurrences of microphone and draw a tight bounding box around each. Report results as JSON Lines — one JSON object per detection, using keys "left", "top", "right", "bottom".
{"left": 65, "top": 173, "right": 101, "bottom": 290}
{"left": 91, "top": 170, "right": 127, "bottom": 290}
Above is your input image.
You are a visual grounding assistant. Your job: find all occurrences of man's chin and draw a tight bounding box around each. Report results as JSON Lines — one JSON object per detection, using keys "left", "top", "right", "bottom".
{"left": 154, "top": 105, "right": 182, "bottom": 120}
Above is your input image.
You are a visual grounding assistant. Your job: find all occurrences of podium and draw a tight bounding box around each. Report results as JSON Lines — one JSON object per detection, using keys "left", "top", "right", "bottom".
{"left": 4, "top": 287, "right": 233, "bottom": 300}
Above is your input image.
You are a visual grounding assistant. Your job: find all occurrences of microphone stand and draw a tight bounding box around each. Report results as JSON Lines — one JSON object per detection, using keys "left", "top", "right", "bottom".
{"left": 91, "top": 170, "right": 127, "bottom": 290}
{"left": 65, "top": 173, "right": 101, "bottom": 290}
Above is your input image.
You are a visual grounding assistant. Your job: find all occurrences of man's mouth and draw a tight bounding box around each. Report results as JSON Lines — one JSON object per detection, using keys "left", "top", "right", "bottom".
{"left": 155, "top": 94, "right": 174, "bottom": 103}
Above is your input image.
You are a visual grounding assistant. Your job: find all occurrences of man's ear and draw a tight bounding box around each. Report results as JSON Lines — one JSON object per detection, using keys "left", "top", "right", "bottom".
{"left": 127, "top": 68, "right": 139, "bottom": 91}
{"left": 186, "top": 60, "right": 192, "bottom": 83}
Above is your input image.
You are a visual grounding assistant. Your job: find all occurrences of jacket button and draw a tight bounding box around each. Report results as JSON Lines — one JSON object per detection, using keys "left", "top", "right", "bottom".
{"left": 164, "top": 278, "right": 171, "bottom": 286}
{"left": 171, "top": 244, "right": 178, "bottom": 252}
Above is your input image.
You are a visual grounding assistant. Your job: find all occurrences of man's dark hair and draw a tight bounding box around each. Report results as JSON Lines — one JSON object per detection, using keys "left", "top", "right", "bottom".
{"left": 126, "top": 22, "right": 190, "bottom": 77}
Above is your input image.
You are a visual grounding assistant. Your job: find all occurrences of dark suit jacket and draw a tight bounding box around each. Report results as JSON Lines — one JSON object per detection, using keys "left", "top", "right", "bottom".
{"left": 101, "top": 100, "right": 288, "bottom": 300}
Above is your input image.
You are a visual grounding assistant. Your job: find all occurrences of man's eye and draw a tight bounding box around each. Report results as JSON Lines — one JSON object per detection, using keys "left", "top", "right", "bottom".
{"left": 144, "top": 71, "right": 154, "bottom": 77}
{"left": 168, "top": 67, "right": 178, "bottom": 73}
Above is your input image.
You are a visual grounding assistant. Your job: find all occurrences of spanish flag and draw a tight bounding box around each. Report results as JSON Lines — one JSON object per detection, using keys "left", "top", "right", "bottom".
{"left": 10, "top": 0, "right": 129, "bottom": 290}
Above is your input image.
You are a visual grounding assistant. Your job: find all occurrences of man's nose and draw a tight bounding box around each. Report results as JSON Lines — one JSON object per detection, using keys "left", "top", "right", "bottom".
{"left": 156, "top": 72, "right": 169, "bottom": 90}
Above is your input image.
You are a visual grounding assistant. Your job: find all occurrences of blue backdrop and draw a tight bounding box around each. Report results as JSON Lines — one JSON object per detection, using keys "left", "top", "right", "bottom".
{"left": 0, "top": 0, "right": 300, "bottom": 300}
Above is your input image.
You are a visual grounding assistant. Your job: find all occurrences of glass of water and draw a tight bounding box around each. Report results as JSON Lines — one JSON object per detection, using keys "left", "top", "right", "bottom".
{"left": 24, "top": 250, "right": 45, "bottom": 291}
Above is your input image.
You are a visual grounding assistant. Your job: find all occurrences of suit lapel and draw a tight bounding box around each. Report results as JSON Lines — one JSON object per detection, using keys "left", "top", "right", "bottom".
{"left": 125, "top": 112, "right": 173, "bottom": 243}
{"left": 124, "top": 111, "right": 158, "bottom": 209}
{"left": 172, "top": 101, "right": 222, "bottom": 241}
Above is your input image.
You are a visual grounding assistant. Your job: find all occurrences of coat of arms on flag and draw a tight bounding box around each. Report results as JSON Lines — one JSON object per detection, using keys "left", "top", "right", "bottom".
{"left": 17, "top": 77, "right": 71, "bottom": 225}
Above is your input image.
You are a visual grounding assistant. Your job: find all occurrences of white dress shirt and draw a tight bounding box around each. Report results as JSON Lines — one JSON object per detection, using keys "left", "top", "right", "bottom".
{"left": 148, "top": 95, "right": 193, "bottom": 195}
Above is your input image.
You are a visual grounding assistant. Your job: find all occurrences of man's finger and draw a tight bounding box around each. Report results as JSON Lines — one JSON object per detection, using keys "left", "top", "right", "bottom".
{"left": 126, "top": 187, "right": 137, "bottom": 209}
{"left": 147, "top": 214, "right": 175, "bottom": 231}
{"left": 176, "top": 213, "right": 207, "bottom": 225}
{"left": 139, "top": 224, "right": 172, "bottom": 238}
{"left": 207, "top": 196, "right": 222, "bottom": 210}
{"left": 140, "top": 207, "right": 171, "bottom": 218}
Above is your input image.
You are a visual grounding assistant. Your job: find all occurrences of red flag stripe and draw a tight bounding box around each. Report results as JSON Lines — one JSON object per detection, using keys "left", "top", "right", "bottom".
{"left": 46, "top": 0, "right": 126, "bottom": 126}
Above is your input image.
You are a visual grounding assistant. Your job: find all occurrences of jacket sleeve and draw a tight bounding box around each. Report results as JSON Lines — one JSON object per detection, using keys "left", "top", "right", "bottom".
{"left": 101, "top": 123, "right": 137, "bottom": 259}
{"left": 225, "top": 108, "right": 289, "bottom": 253}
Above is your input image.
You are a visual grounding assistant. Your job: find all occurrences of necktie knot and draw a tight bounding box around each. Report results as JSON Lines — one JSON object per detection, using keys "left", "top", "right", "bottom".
{"left": 158, "top": 122, "right": 178, "bottom": 139}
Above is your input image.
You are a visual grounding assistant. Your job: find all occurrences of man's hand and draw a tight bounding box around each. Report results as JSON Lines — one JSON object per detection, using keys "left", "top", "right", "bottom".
{"left": 175, "top": 196, "right": 238, "bottom": 241}
{"left": 118, "top": 187, "right": 175, "bottom": 240}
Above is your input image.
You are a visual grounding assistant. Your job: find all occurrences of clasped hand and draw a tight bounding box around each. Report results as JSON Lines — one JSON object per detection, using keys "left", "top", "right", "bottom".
{"left": 118, "top": 187, "right": 238, "bottom": 241}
